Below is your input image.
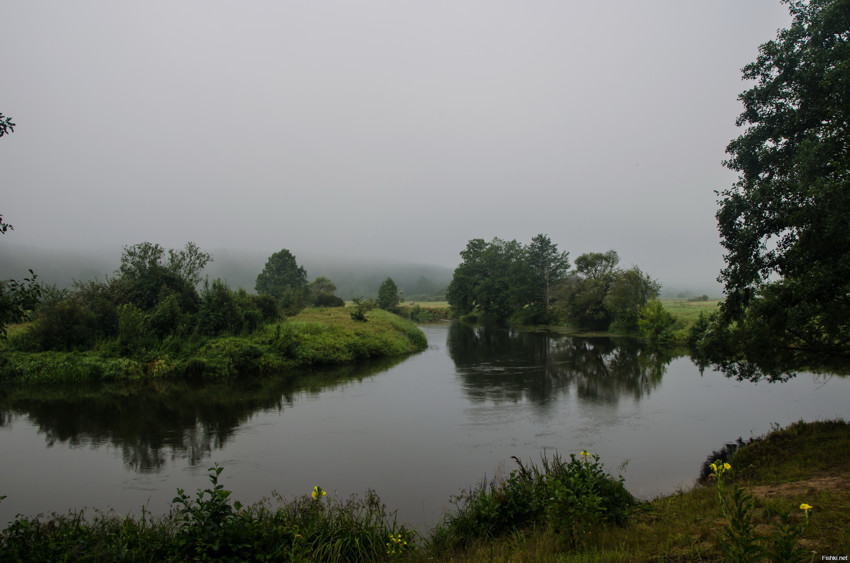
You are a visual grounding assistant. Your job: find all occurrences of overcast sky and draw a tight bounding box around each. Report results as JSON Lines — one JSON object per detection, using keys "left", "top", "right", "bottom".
{"left": 1, "top": 1, "right": 792, "bottom": 290}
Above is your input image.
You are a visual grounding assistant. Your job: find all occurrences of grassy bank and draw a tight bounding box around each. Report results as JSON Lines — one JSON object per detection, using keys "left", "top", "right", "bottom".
{"left": 2, "top": 420, "right": 846, "bottom": 561}
{"left": 0, "top": 307, "right": 427, "bottom": 383}
{"left": 436, "top": 419, "right": 849, "bottom": 562}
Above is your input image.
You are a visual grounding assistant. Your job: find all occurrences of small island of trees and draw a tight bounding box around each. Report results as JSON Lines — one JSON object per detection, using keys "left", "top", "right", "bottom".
{"left": 446, "top": 234, "right": 673, "bottom": 343}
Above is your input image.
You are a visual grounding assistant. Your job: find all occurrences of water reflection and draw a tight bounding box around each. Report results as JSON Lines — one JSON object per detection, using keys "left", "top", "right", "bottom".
{"left": 0, "top": 356, "right": 407, "bottom": 472}
{"left": 694, "top": 353, "right": 850, "bottom": 383}
{"left": 447, "top": 323, "right": 673, "bottom": 407}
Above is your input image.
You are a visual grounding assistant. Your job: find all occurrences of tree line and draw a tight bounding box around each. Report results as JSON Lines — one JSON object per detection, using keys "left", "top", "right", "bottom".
{"left": 446, "top": 234, "right": 672, "bottom": 341}
{"left": 0, "top": 242, "right": 370, "bottom": 356}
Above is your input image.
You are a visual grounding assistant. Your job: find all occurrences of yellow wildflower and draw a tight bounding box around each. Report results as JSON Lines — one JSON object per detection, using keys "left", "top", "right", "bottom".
{"left": 311, "top": 486, "right": 326, "bottom": 500}
{"left": 800, "top": 503, "right": 812, "bottom": 512}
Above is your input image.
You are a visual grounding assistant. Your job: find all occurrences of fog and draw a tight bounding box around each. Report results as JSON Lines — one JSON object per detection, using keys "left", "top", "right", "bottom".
{"left": 1, "top": 1, "right": 792, "bottom": 294}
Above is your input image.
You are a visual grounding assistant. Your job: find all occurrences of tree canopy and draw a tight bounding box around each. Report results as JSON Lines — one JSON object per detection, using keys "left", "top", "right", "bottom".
{"left": 255, "top": 249, "right": 308, "bottom": 315}
{"left": 447, "top": 235, "right": 658, "bottom": 329}
{"left": 713, "top": 0, "right": 850, "bottom": 358}
{"left": 377, "top": 277, "right": 401, "bottom": 310}
{"left": 118, "top": 242, "right": 211, "bottom": 311}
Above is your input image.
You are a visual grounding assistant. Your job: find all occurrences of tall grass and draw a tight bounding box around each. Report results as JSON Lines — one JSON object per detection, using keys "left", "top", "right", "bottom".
{"left": 0, "top": 465, "right": 414, "bottom": 562}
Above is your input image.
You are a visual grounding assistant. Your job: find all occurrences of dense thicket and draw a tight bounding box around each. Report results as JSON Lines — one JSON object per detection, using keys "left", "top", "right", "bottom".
{"left": 9, "top": 243, "right": 277, "bottom": 354}
{"left": 3, "top": 244, "right": 344, "bottom": 358}
{"left": 446, "top": 235, "right": 667, "bottom": 339}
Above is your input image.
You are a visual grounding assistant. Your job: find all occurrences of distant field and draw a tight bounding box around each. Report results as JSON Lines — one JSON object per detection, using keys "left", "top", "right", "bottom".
{"left": 401, "top": 300, "right": 449, "bottom": 307}
{"left": 661, "top": 298, "right": 721, "bottom": 323}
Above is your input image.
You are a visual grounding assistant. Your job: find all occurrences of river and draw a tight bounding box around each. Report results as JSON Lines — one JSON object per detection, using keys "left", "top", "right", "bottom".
{"left": 1, "top": 323, "right": 848, "bottom": 531}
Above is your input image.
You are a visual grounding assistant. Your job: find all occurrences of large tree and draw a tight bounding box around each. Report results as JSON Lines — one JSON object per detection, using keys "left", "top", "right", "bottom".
{"left": 118, "top": 242, "right": 211, "bottom": 311}
{"left": 526, "top": 233, "right": 570, "bottom": 322}
{"left": 377, "top": 277, "right": 401, "bottom": 310}
{"left": 715, "top": 0, "right": 850, "bottom": 356}
{"left": 447, "top": 237, "right": 531, "bottom": 322}
{"left": 558, "top": 250, "right": 621, "bottom": 330}
{"left": 255, "top": 249, "right": 308, "bottom": 313}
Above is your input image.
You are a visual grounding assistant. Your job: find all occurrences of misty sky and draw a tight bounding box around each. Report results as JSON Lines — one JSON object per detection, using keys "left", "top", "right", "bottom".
{"left": 2, "top": 1, "right": 792, "bottom": 291}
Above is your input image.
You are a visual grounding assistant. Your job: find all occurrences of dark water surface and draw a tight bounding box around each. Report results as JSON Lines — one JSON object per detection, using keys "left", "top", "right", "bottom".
{"left": 2, "top": 323, "right": 848, "bottom": 531}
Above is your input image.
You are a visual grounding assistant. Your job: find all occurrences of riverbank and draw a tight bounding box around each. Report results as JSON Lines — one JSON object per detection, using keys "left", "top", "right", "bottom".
{"left": 0, "top": 307, "right": 427, "bottom": 383}
{"left": 441, "top": 418, "right": 849, "bottom": 561}
{"left": 1, "top": 419, "right": 846, "bottom": 561}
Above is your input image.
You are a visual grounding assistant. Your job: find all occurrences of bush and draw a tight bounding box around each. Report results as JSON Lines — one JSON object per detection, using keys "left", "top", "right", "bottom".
{"left": 252, "top": 293, "right": 279, "bottom": 322}
{"left": 349, "top": 297, "right": 376, "bottom": 322}
{"left": 431, "top": 452, "right": 634, "bottom": 551}
{"left": 196, "top": 279, "right": 244, "bottom": 336}
{"left": 637, "top": 299, "right": 675, "bottom": 345}
{"left": 313, "top": 293, "right": 345, "bottom": 307}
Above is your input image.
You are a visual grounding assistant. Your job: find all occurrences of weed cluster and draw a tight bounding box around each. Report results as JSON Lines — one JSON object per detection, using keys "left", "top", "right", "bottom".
{"left": 0, "top": 465, "right": 413, "bottom": 562}
{"left": 430, "top": 452, "right": 635, "bottom": 552}
{"left": 710, "top": 459, "right": 813, "bottom": 562}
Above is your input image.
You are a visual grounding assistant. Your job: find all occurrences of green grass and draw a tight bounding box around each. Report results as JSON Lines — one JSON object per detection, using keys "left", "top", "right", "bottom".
{"left": 1, "top": 307, "right": 427, "bottom": 383}
{"left": 424, "top": 419, "right": 850, "bottom": 562}
{"left": 661, "top": 298, "right": 722, "bottom": 324}
{"left": 660, "top": 298, "right": 722, "bottom": 347}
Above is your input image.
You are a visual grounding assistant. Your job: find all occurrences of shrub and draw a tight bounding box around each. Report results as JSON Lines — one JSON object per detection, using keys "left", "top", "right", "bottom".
{"left": 431, "top": 452, "right": 634, "bottom": 551}
{"left": 638, "top": 299, "right": 675, "bottom": 345}
{"left": 349, "top": 297, "right": 376, "bottom": 322}
{"left": 196, "top": 279, "right": 244, "bottom": 336}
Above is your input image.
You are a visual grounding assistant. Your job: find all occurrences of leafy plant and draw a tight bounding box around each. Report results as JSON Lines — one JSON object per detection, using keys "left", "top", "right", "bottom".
{"left": 709, "top": 459, "right": 813, "bottom": 562}
{"left": 432, "top": 452, "right": 634, "bottom": 551}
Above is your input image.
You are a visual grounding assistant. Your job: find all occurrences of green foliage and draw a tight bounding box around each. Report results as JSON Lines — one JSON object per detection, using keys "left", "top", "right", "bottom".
{"left": 117, "top": 303, "right": 149, "bottom": 354}
{"left": 170, "top": 463, "right": 252, "bottom": 560}
{"left": 526, "top": 233, "right": 571, "bottom": 323}
{"left": 377, "top": 277, "right": 401, "bottom": 310}
{"left": 431, "top": 452, "right": 634, "bottom": 551}
{"left": 716, "top": 0, "right": 850, "bottom": 358}
{"left": 605, "top": 266, "right": 661, "bottom": 332}
{"left": 0, "top": 269, "right": 43, "bottom": 339}
{"left": 308, "top": 275, "right": 345, "bottom": 308}
{"left": 709, "top": 459, "right": 813, "bottom": 562}
{"left": 196, "top": 279, "right": 245, "bottom": 336}
{"left": 148, "top": 292, "right": 185, "bottom": 339}
{"left": 447, "top": 237, "right": 535, "bottom": 323}
{"left": 251, "top": 293, "right": 280, "bottom": 322}
{"left": 3, "top": 307, "right": 426, "bottom": 382}
{"left": 255, "top": 248, "right": 308, "bottom": 303}
{"left": 25, "top": 296, "right": 97, "bottom": 351}
{"left": 349, "top": 296, "right": 377, "bottom": 322}
{"left": 637, "top": 299, "right": 675, "bottom": 345}
{"left": 118, "top": 242, "right": 208, "bottom": 311}
{"left": 448, "top": 237, "right": 660, "bottom": 331}
{"left": 0, "top": 465, "right": 412, "bottom": 562}
{"left": 558, "top": 250, "right": 621, "bottom": 330}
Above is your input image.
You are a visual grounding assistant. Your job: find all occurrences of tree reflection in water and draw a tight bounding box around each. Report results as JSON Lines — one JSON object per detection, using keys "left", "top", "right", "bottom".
{"left": 0, "top": 356, "right": 407, "bottom": 472}
{"left": 446, "top": 323, "right": 673, "bottom": 408}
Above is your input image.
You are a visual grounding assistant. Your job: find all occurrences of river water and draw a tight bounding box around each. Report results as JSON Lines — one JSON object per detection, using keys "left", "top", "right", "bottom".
{"left": 1, "top": 323, "right": 848, "bottom": 531}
